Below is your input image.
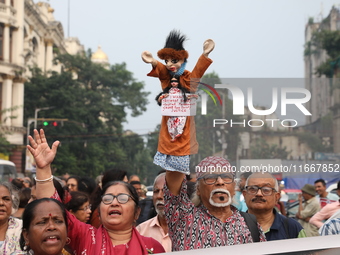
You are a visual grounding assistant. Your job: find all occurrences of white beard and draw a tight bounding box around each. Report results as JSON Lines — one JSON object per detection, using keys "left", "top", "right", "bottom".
{"left": 155, "top": 200, "right": 165, "bottom": 216}
{"left": 209, "top": 188, "right": 232, "bottom": 207}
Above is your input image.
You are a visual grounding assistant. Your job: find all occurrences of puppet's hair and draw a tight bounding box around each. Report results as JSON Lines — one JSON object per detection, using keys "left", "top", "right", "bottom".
{"left": 157, "top": 30, "right": 189, "bottom": 60}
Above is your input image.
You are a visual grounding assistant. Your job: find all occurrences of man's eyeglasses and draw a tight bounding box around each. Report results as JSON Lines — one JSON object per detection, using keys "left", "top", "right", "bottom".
{"left": 67, "top": 184, "right": 76, "bottom": 187}
{"left": 245, "top": 185, "right": 277, "bottom": 196}
{"left": 78, "top": 204, "right": 91, "bottom": 211}
{"left": 101, "top": 193, "right": 135, "bottom": 205}
{"left": 197, "top": 173, "right": 234, "bottom": 185}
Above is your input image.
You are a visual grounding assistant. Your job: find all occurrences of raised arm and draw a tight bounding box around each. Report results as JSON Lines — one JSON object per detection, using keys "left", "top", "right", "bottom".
{"left": 27, "top": 129, "right": 59, "bottom": 199}
{"left": 165, "top": 170, "right": 185, "bottom": 196}
{"left": 203, "top": 39, "right": 215, "bottom": 57}
{"left": 141, "top": 51, "right": 158, "bottom": 68}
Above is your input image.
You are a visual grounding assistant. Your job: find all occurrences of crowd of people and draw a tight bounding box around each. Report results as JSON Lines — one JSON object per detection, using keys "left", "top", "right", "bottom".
{"left": 0, "top": 129, "right": 339, "bottom": 254}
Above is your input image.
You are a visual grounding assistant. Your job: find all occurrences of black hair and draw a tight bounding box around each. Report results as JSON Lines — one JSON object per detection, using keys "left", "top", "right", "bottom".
{"left": 11, "top": 179, "right": 23, "bottom": 189}
{"left": 314, "top": 179, "right": 326, "bottom": 186}
{"left": 155, "top": 76, "right": 189, "bottom": 106}
{"left": 90, "top": 169, "right": 128, "bottom": 216}
{"left": 78, "top": 177, "right": 96, "bottom": 196}
{"left": 19, "top": 188, "right": 31, "bottom": 208}
{"left": 20, "top": 198, "right": 68, "bottom": 251}
{"left": 66, "top": 191, "right": 89, "bottom": 212}
{"left": 66, "top": 176, "right": 80, "bottom": 189}
{"left": 102, "top": 169, "right": 127, "bottom": 188}
{"left": 53, "top": 178, "right": 65, "bottom": 203}
{"left": 101, "top": 181, "right": 139, "bottom": 207}
{"left": 130, "top": 180, "right": 141, "bottom": 186}
{"left": 163, "top": 30, "right": 187, "bottom": 51}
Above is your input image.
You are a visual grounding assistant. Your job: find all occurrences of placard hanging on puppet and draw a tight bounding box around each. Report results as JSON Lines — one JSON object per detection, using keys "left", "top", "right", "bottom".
{"left": 161, "top": 94, "right": 197, "bottom": 116}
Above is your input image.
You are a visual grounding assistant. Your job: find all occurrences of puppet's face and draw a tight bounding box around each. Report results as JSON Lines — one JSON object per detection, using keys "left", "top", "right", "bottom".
{"left": 170, "top": 79, "right": 179, "bottom": 88}
{"left": 165, "top": 58, "right": 184, "bottom": 73}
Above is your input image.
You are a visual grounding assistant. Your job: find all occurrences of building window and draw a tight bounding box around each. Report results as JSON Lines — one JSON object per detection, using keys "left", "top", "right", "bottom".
{"left": 32, "top": 37, "right": 38, "bottom": 53}
{"left": 0, "top": 24, "right": 3, "bottom": 60}
{"left": 9, "top": 27, "right": 12, "bottom": 62}
{"left": 0, "top": 0, "right": 5, "bottom": 4}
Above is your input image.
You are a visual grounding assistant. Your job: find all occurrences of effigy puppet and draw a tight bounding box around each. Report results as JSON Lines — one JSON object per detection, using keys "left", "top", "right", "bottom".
{"left": 142, "top": 30, "right": 215, "bottom": 174}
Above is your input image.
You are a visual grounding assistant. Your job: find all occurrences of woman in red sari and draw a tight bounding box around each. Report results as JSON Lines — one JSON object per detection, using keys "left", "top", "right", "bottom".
{"left": 27, "top": 129, "right": 165, "bottom": 255}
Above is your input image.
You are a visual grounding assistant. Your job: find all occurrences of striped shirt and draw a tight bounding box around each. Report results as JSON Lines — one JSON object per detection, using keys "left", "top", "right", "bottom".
{"left": 320, "top": 218, "right": 340, "bottom": 235}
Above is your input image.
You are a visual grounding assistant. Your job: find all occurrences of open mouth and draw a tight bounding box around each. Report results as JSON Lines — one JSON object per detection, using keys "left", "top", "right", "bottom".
{"left": 109, "top": 210, "right": 121, "bottom": 216}
{"left": 44, "top": 235, "right": 60, "bottom": 244}
{"left": 210, "top": 189, "right": 231, "bottom": 203}
{"left": 156, "top": 202, "right": 164, "bottom": 209}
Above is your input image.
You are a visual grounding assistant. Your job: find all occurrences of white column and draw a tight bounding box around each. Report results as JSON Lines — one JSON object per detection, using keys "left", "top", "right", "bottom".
{"left": 1, "top": 76, "right": 13, "bottom": 125}
{"left": 11, "top": 81, "right": 24, "bottom": 127}
{"left": 45, "top": 39, "right": 53, "bottom": 72}
{"left": 38, "top": 38, "right": 46, "bottom": 71}
{"left": 12, "top": 0, "right": 24, "bottom": 66}
{"left": 3, "top": 24, "right": 10, "bottom": 62}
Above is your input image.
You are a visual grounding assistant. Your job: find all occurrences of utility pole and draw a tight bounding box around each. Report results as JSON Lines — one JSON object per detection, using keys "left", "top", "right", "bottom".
{"left": 34, "top": 107, "right": 54, "bottom": 129}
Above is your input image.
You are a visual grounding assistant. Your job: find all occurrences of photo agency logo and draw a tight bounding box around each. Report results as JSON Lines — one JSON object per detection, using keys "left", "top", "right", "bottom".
{"left": 197, "top": 78, "right": 312, "bottom": 128}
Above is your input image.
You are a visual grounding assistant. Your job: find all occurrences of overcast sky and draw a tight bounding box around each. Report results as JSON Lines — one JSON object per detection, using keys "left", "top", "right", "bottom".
{"left": 44, "top": 0, "right": 339, "bottom": 134}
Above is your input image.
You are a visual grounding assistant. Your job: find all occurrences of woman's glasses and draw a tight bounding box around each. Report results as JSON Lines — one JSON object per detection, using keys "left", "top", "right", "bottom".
{"left": 78, "top": 204, "right": 91, "bottom": 211}
{"left": 101, "top": 193, "right": 135, "bottom": 205}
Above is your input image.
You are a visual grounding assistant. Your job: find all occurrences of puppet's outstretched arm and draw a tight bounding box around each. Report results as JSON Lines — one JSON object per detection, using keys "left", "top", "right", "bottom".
{"left": 141, "top": 51, "right": 157, "bottom": 68}
{"left": 203, "top": 39, "right": 215, "bottom": 57}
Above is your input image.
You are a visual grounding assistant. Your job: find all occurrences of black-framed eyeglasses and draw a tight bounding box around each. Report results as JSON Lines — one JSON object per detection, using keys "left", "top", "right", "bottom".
{"left": 197, "top": 173, "right": 234, "bottom": 185}
{"left": 245, "top": 185, "right": 277, "bottom": 196}
{"left": 101, "top": 193, "right": 135, "bottom": 205}
{"left": 78, "top": 204, "right": 91, "bottom": 211}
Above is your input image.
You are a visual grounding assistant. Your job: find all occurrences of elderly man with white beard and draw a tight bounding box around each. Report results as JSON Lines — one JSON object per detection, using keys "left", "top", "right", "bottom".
{"left": 165, "top": 156, "right": 266, "bottom": 251}
{"left": 137, "top": 173, "right": 171, "bottom": 252}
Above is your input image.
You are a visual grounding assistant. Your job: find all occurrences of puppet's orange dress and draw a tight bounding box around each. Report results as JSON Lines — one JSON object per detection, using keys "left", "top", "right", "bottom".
{"left": 147, "top": 55, "right": 212, "bottom": 173}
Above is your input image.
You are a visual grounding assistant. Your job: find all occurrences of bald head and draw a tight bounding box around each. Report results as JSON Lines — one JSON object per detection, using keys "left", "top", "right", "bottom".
{"left": 245, "top": 172, "right": 279, "bottom": 191}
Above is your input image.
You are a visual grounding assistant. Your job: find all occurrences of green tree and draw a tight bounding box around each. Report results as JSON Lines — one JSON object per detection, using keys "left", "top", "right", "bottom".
{"left": 306, "top": 25, "right": 340, "bottom": 78}
{"left": 314, "top": 30, "right": 340, "bottom": 78}
{"left": 250, "top": 138, "right": 290, "bottom": 159}
{"left": 24, "top": 52, "right": 150, "bottom": 177}
{"left": 0, "top": 107, "right": 21, "bottom": 155}
{"left": 192, "top": 72, "right": 240, "bottom": 166}
{"left": 0, "top": 135, "right": 12, "bottom": 155}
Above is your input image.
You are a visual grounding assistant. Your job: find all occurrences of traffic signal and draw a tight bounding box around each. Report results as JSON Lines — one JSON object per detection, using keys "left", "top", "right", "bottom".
{"left": 42, "top": 121, "right": 58, "bottom": 127}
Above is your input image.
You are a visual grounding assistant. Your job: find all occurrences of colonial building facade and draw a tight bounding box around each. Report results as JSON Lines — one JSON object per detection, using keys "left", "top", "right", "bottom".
{"left": 0, "top": 0, "right": 83, "bottom": 172}
{"left": 304, "top": 6, "right": 340, "bottom": 153}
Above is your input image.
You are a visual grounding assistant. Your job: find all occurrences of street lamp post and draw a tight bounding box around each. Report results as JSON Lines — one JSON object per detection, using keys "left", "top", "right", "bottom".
{"left": 34, "top": 107, "right": 54, "bottom": 129}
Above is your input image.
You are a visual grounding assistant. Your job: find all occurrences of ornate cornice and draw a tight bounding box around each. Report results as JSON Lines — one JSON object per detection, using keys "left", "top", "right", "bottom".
{"left": 24, "top": 0, "right": 48, "bottom": 37}
{"left": 1, "top": 74, "right": 15, "bottom": 80}
{"left": 0, "top": 125, "right": 26, "bottom": 134}
{"left": 0, "top": 61, "right": 26, "bottom": 72}
{"left": 13, "top": 77, "right": 27, "bottom": 83}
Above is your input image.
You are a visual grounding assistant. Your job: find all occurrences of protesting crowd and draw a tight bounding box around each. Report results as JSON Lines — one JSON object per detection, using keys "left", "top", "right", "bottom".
{"left": 0, "top": 129, "right": 338, "bottom": 255}
{"left": 0, "top": 30, "right": 339, "bottom": 255}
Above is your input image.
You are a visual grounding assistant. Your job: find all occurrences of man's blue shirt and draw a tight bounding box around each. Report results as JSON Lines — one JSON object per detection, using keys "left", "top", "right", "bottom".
{"left": 265, "top": 210, "right": 305, "bottom": 241}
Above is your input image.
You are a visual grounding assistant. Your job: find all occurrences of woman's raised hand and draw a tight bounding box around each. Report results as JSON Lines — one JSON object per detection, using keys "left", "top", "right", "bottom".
{"left": 27, "top": 129, "right": 60, "bottom": 170}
